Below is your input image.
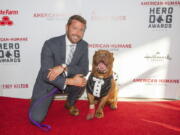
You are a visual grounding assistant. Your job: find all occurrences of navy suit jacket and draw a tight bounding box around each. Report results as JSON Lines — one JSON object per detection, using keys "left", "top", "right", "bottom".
{"left": 31, "top": 34, "right": 89, "bottom": 101}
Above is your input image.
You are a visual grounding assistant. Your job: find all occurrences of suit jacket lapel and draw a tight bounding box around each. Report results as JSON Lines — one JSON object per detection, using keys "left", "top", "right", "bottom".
{"left": 62, "top": 35, "right": 66, "bottom": 63}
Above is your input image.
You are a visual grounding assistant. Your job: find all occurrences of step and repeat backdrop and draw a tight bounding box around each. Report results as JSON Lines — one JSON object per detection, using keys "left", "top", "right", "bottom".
{"left": 1, "top": 0, "right": 180, "bottom": 99}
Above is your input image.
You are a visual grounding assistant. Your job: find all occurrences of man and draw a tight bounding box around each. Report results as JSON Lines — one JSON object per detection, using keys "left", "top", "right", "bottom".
{"left": 29, "top": 15, "right": 89, "bottom": 130}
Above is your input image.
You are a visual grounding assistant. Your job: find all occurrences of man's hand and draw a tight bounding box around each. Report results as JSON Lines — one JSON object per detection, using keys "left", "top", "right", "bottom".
{"left": 47, "top": 65, "right": 65, "bottom": 81}
{"left": 65, "top": 74, "right": 87, "bottom": 87}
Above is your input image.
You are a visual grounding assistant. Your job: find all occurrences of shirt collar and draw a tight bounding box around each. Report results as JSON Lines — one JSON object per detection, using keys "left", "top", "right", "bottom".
{"left": 65, "top": 35, "right": 76, "bottom": 46}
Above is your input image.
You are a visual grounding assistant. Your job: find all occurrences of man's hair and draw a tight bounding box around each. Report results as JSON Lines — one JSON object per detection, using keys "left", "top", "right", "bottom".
{"left": 67, "top": 15, "right": 87, "bottom": 29}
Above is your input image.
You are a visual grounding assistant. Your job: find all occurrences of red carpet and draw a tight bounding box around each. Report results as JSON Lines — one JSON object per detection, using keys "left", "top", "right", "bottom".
{"left": 0, "top": 97, "right": 180, "bottom": 135}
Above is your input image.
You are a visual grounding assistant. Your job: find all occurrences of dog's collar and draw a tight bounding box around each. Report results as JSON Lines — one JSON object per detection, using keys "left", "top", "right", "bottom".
{"left": 90, "top": 74, "right": 113, "bottom": 80}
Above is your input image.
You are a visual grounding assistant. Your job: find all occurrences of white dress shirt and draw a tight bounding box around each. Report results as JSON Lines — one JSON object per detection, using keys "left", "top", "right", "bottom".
{"left": 63, "top": 36, "right": 77, "bottom": 89}
{"left": 65, "top": 36, "right": 76, "bottom": 65}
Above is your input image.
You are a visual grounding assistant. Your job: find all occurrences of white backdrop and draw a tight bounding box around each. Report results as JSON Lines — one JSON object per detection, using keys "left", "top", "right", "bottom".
{"left": 1, "top": 0, "right": 180, "bottom": 99}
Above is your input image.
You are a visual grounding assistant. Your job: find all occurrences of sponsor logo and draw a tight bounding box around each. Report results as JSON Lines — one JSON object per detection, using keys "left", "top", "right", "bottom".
{"left": 141, "top": 1, "right": 180, "bottom": 29}
{"left": 33, "top": 13, "right": 75, "bottom": 20}
{"left": 0, "top": 16, "right": 13, "bottom": 26}
{"left": 0, "top": 37, "right": 28, "bottom": 42}
{"left": 89, "top": 43, "right": 132, "bottom": 52}
{"left": 0, "top": 9, "right": 19, "bottom": 26}
{"left": 141, "top": 1, "right": 180, "bottom": 6}
{"left": 1, "top": 83, "right": 29, "bottom": 89}
{"left": 148, "top": 7, "right": 173, "bottom": 29}
{"left": 0, "top": 42, "right": 21, "bottom": 63}
{"left": 144, "top": 51, "right": 172, "bottom": 62}
{"left": 0, "top": 9, "right": 18, "bottom": 15}
{"left": 91, "top": 11, "right": 126, "bottom": 21}
{"left": 133, "top": 78, "right": 179, "bottom": 84}
{"left": 89, "top": 43, "right": 132, "bottom": 48}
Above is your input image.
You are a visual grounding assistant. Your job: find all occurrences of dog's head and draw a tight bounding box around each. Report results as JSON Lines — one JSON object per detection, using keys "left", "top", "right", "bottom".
{"left": 92, "top": 50, "right": 114, "bottom": 78}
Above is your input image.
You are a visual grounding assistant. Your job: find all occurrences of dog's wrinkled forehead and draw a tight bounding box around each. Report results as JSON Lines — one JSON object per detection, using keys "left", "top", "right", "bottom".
{"left": 94, "top": 50, "right": 113, "bottom": 58}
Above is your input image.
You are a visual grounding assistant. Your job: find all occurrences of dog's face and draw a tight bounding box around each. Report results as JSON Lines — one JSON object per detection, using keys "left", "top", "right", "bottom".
{"left": 92, "top": 50, "right": 114, "bottom": 78}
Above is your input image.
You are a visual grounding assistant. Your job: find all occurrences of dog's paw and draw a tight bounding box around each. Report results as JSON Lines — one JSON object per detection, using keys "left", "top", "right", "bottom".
{"left": 86, "top": 109, "right": 95, "bottom": 120}
{"left": 110, "top": 103, "right": 118, "bottom": 110}
{"left": 95, "top": 111, "right": 104, "bottom": 118}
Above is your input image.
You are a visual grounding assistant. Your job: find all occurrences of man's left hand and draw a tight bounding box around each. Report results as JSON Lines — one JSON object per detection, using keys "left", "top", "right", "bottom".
{"left": 47, "top": 65, "right": 65, "bottom": 81}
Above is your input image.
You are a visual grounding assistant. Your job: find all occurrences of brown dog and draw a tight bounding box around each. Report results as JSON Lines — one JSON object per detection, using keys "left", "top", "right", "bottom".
{"left": 86, "top": 50, "right": 118, "bottom": 120}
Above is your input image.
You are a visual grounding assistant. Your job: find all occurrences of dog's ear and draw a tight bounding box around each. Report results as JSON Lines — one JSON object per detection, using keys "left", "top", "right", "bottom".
{"left": 93, "top": 51, "right": 98, "bottom": 63}
{"left": 111, "top": 53, "right": 114, "bottom": 62}
{"left": 93, "top": 51, "right": 98, "bottom": 58}
{"left": 94, "top": 51, "right": 98, "bottom": 56}
{"left": 95, "top": 50, "right": 100, "bottom": 54}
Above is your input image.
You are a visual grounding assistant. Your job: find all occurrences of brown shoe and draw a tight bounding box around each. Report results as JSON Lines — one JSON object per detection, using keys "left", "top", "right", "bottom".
{"left": 64, "top": 102, "right": 80, "bottom": 116}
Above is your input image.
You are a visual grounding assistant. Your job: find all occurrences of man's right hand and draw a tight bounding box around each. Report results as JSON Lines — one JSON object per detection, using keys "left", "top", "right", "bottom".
{"left": 65, "top": 74, "right": 87, "bottom": 87}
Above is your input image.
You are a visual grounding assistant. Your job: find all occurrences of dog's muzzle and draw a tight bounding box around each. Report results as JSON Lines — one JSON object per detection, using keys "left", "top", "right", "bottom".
{"left": 97, "top": 62, "right": 107, "bottom": 73}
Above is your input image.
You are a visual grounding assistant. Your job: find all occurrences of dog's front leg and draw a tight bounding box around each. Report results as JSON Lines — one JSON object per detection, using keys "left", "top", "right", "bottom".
{"left": 107, "top": 80, "right": 118, "bottom": 110}
{"left": 95, "top": 95, "right": 109, "bottom": 118}
{"left": 86, "top": 93, "right": 95, "bottom": 120}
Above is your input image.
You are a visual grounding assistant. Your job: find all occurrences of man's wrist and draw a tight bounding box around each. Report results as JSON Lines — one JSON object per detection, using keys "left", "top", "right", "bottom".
{"left": 65, "top": 78, "right": 72, "bottom": 85}
{"left": 61, "top": 64, "right": 67, "bottom": 68}
{"left": 61, "top": 64, "right": 67, "bottom": 72}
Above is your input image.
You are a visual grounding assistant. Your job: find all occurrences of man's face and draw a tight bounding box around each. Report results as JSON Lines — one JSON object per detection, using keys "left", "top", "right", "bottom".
{"left": 66, "top": 19, "right": 86, "bottom": 44}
